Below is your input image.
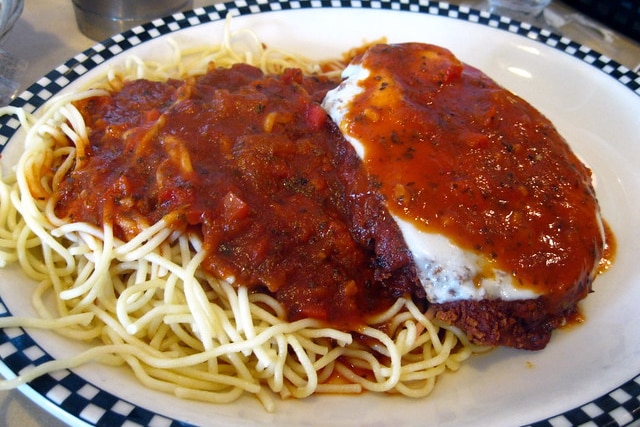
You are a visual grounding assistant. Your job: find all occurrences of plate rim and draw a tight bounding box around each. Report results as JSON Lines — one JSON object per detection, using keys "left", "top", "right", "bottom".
{"left": 1, "top": 1, "right": 639, "bottom": 426}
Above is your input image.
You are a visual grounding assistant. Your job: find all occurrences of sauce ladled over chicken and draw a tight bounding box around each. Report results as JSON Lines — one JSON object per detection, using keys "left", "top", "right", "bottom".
{"left": 323, "top": 43, "right": 609, "bottom": 349}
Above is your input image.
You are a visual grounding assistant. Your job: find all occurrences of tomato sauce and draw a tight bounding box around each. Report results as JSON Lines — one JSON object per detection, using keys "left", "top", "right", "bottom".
{"left": 57, "top": 64, "right": 421, "bottom": 328}
{"left": 342, "top": 43, "right": 606, "bottom": 309}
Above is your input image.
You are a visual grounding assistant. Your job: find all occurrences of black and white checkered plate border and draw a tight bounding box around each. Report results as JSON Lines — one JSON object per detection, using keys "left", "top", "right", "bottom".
{"left": 1, "top": 1, "right": 639, "bottom": 426}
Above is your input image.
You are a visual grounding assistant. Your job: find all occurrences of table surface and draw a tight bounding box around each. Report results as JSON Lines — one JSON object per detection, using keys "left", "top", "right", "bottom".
{"left": 1, "top": 0, "right": 639, "bottom": 426}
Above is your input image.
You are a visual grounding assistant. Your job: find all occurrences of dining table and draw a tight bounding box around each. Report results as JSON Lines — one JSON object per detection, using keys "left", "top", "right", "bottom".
{"left": 0, "top": 0, "right": 639, "bottom": 426}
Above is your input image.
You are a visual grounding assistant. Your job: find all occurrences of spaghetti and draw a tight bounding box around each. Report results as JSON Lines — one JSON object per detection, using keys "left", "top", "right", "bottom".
{"left": 0, "top": 18, "right": 487, "bottom": 411}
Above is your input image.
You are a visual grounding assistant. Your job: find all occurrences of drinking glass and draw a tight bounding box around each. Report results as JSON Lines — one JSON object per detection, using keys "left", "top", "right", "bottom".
{"left": 488, "top": 0, "right": 552, "bottom": 22}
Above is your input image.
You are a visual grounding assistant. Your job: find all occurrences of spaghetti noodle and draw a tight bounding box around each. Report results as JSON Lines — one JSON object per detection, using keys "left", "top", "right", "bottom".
{"left": 0, "top": 18, "right": 487, "bottom": 411}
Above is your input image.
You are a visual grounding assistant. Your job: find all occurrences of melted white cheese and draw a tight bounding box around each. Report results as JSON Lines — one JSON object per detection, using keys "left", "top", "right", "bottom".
{"left": 322, "top": 63, "right": 539, "bottom": 304}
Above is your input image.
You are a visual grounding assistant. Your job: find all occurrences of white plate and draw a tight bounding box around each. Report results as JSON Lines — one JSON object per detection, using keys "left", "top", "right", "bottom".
{"left": 1, "top": 2, "right": 640, "bottom": 426}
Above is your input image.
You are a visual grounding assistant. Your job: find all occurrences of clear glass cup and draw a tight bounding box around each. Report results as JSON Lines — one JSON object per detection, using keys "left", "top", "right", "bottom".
{"left": 489, "top": 0, "right": 552, "bottom": 21}
{"left": 0, "top": 0, "right": 26, "bottom": 105}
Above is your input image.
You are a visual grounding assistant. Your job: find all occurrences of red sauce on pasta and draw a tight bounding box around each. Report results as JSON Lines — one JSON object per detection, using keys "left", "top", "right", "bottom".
{"left": 56, "top": 64, "right": 421, "bottom": 328}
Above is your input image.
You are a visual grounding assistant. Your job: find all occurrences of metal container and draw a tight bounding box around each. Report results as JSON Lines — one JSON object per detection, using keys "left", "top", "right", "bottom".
{"left": 72, "top": 0, "right": 193, "bottom": 41}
